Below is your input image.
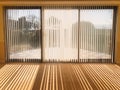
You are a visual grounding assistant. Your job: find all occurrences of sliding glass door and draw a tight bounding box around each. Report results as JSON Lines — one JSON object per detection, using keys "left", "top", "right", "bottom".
{"left": 79, "top": 8, "right": 114, "bottom": 63}
{"left": 5, "top": 7, "right": 115, "bottom": 63}
{"left": 43, "top": 7, "right": 114, "bottom": 63}
{"left": 6, "top": 8, "right": 41, "bottom": 62}
{"left": 43, "top": 9, "right": 78, "bottom": 62}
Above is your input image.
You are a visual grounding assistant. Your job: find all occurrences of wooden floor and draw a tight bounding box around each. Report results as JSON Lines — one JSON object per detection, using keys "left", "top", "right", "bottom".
{"left": 0, "top": 63, "right": 120, "bottom": 90}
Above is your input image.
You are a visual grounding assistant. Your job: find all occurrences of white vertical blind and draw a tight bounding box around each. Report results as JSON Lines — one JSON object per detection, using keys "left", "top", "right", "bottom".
{"left": 6, "top": 6, "right": 115, "bottom": 63}
{"left": 6, "top": 7, "right": 41, "bottom": 62}
{"left": 79, "top": 7, "right": 113, "bottom": 63}
{"left": 43, "top": 7, "right": 114, "bottom": 63}
{"left": 44, "top": 9, "right": 78, "bottom": 62}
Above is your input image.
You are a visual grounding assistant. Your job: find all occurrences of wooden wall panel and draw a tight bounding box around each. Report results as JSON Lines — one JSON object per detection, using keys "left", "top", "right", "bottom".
{"left": 115, "top": 6, "right": 120, "bottom": 64}
{"left": 0, "top": 1, "right": 120, "bottom": 6}
{"left": 0, "top": 42, "right": 5, "bottom": 63}
{"left": 0, "top": 6, "right": 5, "bottom": 63}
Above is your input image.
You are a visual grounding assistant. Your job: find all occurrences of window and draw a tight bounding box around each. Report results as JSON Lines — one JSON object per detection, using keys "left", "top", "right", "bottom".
{"left": 6, "top": 7, "right": 41, "bottom": 62}
{"left": 5, "top": 7, "right": 115, "bottom": 63}
{"left": 44, "top": 9, "right": 78, "bottom": 62}
{"left": 43, "top": 7, "right": 115, "bottom": 63}
{"left": 79, "top": 9, "right": 114, "bottom": 62}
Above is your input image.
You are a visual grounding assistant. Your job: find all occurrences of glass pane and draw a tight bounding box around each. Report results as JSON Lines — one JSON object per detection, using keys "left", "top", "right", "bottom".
{"left": 6, "top": 9, "right": 41, "bottom": 62}
{"left": 44, "top": 9, "right": 78, "bottom": 62}
{"left": 79, "top": 9, "right": 113, "bottom": 62}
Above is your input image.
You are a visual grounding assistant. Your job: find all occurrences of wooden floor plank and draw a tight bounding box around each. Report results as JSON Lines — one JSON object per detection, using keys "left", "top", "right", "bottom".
{"left": 0, "top": 63, "right": 120, "bottom": 90}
